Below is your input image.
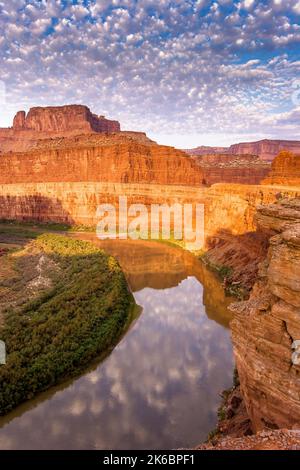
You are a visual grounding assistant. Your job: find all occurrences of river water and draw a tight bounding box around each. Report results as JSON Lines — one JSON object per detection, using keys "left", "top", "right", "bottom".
{"left": 0, "top": 238, "right": 234, "bottom": 450}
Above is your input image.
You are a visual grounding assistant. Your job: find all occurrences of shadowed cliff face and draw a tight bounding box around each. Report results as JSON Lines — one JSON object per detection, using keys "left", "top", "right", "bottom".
{"left": 230, "top": 198, "right": 300, "bottom": 432}
{"left": 0, "top": 194, "right": 74, "bottom": 225}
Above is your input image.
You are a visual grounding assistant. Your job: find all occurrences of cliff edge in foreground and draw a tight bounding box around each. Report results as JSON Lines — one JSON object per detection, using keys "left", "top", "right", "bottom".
{"left": 231, "top": 197, "right": 300, "bottom": 432}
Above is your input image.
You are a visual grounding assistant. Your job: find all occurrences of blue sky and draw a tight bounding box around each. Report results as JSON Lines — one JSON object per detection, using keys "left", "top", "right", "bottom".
{"left": 0, "top": 0, "right": 300, "bottom": 147}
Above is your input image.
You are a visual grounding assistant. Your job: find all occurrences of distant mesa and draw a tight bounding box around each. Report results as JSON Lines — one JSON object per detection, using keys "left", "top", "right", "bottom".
{"left": 12, "top": 104, "right": 120, "bottom": 133}
{"left": 190, "top": 153, "right": 271, "bottom": 186}
{"left": 0, "top": 104, "right": 122, "bottom": 153}
{"left": 183, "top": 146, "right": 229, "bottom": 156}
{"left": 184, "top": 139, "right": 300, "bottom": 162}
{"left": 228, "top": 139, "right": 300, "bottom": 162}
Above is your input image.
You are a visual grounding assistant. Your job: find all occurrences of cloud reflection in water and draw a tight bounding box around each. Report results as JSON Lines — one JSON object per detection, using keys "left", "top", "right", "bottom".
{"left": 0, "top": 243, "right": 234, "bottom": 450}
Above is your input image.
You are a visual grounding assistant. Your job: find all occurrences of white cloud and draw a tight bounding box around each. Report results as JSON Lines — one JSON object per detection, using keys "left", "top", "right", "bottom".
{"left": 0, "top": 0, "right": 299, "bottom": 144}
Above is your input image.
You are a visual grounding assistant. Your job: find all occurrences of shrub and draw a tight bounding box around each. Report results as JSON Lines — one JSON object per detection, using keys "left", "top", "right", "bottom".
{"left": 0, "top": 234, "right": 134, "bottom": 415}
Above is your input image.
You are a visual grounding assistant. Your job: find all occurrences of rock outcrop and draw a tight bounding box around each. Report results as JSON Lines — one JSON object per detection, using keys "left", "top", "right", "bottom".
{"left": 0, "top": 105, "right": 121, "bottom": 153}
{"left": 202, "top": 185, "right": 300, "bottom": 297}
{"left": 12, "top": 111, "right": 26, "bottom": 130}
{"left": 191, "top": 154, "right": 270, "bottom": 186}
{"left": 230, "top": 198, "right": 300, "bottom": 432}
{"left": 263, "top": 151, "right": 300, "bottom": 186}
{"left": 197, "top": 429, "right": 300, "bottom": 450}
{"left": 12, "top": 105, "right": 120, "bottom": 133}
{"left": 229, "top": 139, "right": 300, "bottom": 162}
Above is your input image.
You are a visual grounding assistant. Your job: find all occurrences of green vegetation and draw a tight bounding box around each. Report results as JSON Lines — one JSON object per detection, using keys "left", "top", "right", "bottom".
{"left": 0, "top": 219, "right": 97, "bottom": 235}
{"left": 0, "top": 234, "right": 134, "bottom": 415}
{"left": 200, "top": 254, "right": 247, "bottom": 300}
{"left": 200, "top": 254, "right": 233, "bottom": 281}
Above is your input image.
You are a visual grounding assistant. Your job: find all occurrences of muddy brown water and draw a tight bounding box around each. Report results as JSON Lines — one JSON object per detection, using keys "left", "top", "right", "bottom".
{"left": 0, "top": 238, "right": 234, "bottom": 450}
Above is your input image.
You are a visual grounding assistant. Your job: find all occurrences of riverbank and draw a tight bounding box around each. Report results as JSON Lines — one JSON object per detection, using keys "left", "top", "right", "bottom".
{"left": 0, "top": 233, "right": 135, "bottom": 415}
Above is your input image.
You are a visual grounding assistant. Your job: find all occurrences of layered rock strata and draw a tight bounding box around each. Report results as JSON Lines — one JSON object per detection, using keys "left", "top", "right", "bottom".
{"left": 12, "top": 105, "right": 120, "bottom": 133}
{"left": 229, "top": 139, "right": 300, "bottom": 162}
{"left": 0, "top": 136, "right": 203, "bottom": 186}
{"left": 191, "top": 154, "right": 270, "bottom": 186}
{"left": 263, "top": 151, "right": 300, "bottom": 186}
{"left": 185, "top": 139, "right": 300, "bottom": 162}
{"left": 231, "top": 198, "right": 300, "bottom": 432}
{"left": 0, "top": 105, "right": 120, "bottom": 153}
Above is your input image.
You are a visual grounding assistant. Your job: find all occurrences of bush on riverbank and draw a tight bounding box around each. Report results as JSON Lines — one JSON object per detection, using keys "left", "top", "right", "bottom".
{"left": 0, "top": 234, "right": 134, "bottom": 415}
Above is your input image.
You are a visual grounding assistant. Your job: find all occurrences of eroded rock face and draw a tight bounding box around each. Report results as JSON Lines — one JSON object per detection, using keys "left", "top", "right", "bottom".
{"left": 12, "top": 111, "right": 26, "bottom": 130}
{"left": 262, "top": 151, "right": 300, "bottom": 186}
{"left": 231, "top": 198, "right": 300, "bottom": 432}
{"left": 0, "top": 105, "right": 121, "bottom": 153}
{"left": 0, "top": 134, "right": 203, "bottom": 186}
{"left": 197, "top": 429, "right": 300, "bottom": 450}
{"left": 13, "top": 105, "right": 120, "bottom": 133}
{"left": 191, "top": 154, "right": 270, "bottom": 186}
{"left": 229, "top": 139, "right": 300, "bottom": 162}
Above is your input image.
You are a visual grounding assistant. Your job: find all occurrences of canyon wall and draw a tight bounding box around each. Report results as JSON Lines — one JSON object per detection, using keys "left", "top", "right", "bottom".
{"left": 202, "top": 184, "right": 300, "bottom": 295}
{"left": 191, "top": 154, "right": 270, "bottom": 186}
{"left": 263, "top": 151, "right": 300, "bottom": 186}
{"left": 0, "top": 181, "right": 299, "bottom": 239}
{"left": 0, "top": 137, "right": 203, "bottom": 186}
{"left": 0, "top": 182, "right": 206, "bottom": 225}
{"left": 229, "top": 139, "right": 300, "bottom": 162}
{"left": 231, "top": 198, "right": 300, "bottom": 431}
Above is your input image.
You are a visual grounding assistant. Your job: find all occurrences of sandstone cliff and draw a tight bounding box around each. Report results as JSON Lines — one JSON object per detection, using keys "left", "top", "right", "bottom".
{"left": 202, "top": 185, "right": 300, "bottom": 297}
{"left": 230, "top": 198, "right": 300, "bottom": 432}
{"left": 229, "top": 139, "right": 300, "bottom": 162}
{"left": 0, "top": 105, "right": 120, "bottom": 153}
{"left": 0, "top": 134, "right": 203, "bottom": 186}
{"left": 12, "top": 105, "right": 120, "bottom": 133}
{"left": 191, "top": 154, "right": 270, "bottom": 186}
{"left": 197, "top": 429, "right": 300, "bottom": 450}
{"left": 262, "top": 151, "right": 300, "bottom": 186}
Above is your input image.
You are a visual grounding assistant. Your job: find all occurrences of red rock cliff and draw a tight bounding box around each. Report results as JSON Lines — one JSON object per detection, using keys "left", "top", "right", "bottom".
{"left": 262, "top": 151, "right": 300, "bottom": 186}
{"left": 191, "top": 154, "right": 270, "bottom": 186}
{"left": 229, "top": 139, "right": 300, "bottom": 162}
{"left": 0, "top": 105, "right": 121, "bottom": 153}
{"left": 12, "top": 104, "right": 120, "bottom": 133}
{"left": 0, "top": 134, "right": 203, "bottom": 186}
{"left": 231, "top": 198, "right": 300, "bottom": 432}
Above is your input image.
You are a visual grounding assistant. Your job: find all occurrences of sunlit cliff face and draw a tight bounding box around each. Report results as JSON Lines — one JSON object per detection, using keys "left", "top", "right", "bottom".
{"left": 0, "top": 0, "right": 300, "bottom": 147}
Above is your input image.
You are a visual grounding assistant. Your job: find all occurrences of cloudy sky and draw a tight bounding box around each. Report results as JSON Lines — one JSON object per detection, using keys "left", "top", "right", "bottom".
{"left": 0, "top": 0, "right": 299, "bottom": 148}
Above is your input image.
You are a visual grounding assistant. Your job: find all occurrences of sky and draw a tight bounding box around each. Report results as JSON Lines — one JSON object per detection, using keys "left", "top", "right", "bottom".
{"left": 0, "top": 0, "right": 300, "bottom": 148}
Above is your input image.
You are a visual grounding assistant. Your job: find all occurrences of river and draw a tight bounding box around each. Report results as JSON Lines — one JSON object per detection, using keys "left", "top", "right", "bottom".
{"left": 0, "top": 238, "right": 234, "bottom": 450}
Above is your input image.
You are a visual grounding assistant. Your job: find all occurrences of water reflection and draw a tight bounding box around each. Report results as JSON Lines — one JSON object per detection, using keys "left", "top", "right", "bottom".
{"left": 0, "top": 239, "right": 234, "bottom": 450}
